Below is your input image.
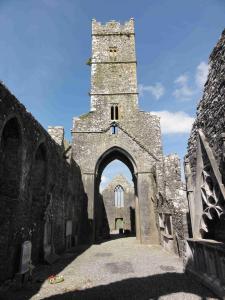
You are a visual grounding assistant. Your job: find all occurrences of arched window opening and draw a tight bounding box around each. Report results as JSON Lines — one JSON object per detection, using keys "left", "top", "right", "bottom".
{"left": 0, "top": 118, "right": 22, "bottom": 198}
{"left": 111, "top": 106, "right": 114, "bottom": 120}
{"left": 110, "top": 104, "right": 119, "bottom": 120}
{"left": 114, "top": 185, "right": 124, "bottom": 208}
{"left": 115, "top": 105, "right": 119, "bottom": 120}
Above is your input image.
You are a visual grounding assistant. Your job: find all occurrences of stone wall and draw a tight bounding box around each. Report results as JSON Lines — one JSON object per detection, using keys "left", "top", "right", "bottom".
{"left": 186, "top": 29, "right": 225, "bottom": 183}
{"left": 0, "top": 82, "right": 87, "bottom": 282}
{"left": 184, "top": 29, "right": 225, "bottom": 298}
{"left": 185, "top": 29, "right": 225, "bottom": 239}
{"left": 156, "top": 154, "right": 188, "bottom": 256}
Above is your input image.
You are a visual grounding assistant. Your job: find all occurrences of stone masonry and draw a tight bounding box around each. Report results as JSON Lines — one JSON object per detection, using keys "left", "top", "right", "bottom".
{"left": 184, "top": 29, "right": 225, "bottom": 298}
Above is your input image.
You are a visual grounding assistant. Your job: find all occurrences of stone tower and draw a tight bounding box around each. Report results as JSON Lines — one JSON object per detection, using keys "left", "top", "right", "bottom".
{"left": 72, "top": 19, "right": 175, "bottom": 244}
{"left": 90, "top": 18, "right": 138, "bottom": 112}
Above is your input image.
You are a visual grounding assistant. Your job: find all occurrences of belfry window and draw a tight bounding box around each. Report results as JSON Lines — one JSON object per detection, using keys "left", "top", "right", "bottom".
{"left": 111, "top": 106, "right": 114, "bottom": 120}
{"left": 109, "top": 47, "right": 117, "bottom": 60}
{"left": 115, "top": 106, "right": 118, "bottom": 120}
{"left": 114, "top": 185, "right": 124, "bottom": 208}
{"left": 110, "top": 104, "right": 119, "bottom": 120}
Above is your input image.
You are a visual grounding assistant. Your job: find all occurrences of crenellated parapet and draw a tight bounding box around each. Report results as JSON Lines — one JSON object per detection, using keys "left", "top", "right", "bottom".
{"left": 92, "top": 18, "right": 135, "bottom": 35}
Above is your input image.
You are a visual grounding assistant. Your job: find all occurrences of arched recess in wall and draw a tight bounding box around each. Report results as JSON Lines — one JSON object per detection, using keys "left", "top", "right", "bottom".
{"left": 0, "top": 117, "right": 23, "bottom": 280}
{"left": 0, "top": 117, "right": 22, "bottom": 199}
{"left": 30, "top": 142, "right": 47, "bottom": 263}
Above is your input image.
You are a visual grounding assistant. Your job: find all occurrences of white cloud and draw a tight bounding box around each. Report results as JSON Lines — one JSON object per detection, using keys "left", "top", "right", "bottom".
{"left": 173, "top": 61, "right": 209, "bottom": 101}
{"left": 101, "top": 175, "right": 109, "bottom": 184}
{"left": 99, "top": 175, "right": 110, "bottom": 192}
{"left": 139, "top": 82, "right": 165, "bottom": 100}
{"left": 195, "top": 61, "right": 209, "bottom": 89}
{"left": 173, "top": 74, "right": 194, "bottom": 101}
{"left": 174, "top": 74, "right": 188, "bottom": 85}
{"left": 152, "top": 110, "right": 194, "bottom": 134}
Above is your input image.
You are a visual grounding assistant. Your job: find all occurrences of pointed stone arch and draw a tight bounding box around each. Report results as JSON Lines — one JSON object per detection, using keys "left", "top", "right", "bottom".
{"left": 94, "top": 146, "right": 140, "bottom": 242}
{"left": 0, "top": 116, "right": 23, "bottom": 199}
{"left": 0, "top": 116, "right": 23, "bottom": 279}
{"left": 95, "top": 146, "right": 137, "bottom": 183}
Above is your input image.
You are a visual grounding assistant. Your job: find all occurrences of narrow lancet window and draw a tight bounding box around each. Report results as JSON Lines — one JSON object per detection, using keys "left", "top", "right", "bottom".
{"left": 114, "top": 185, "right": 124, "bottom": 208}
{"left": 111, "top": 106, "right": 114, "bottom": 120}
{"left": 110, "top": 104, "right": 119, "bottom": 120}
{"left": 115, "top": 105, "right": 119, "bottom": 120}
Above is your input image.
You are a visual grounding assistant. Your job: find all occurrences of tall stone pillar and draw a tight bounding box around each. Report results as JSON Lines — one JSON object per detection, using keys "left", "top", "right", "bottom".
{"left": 184, "top": 157, "right": 195, "bottom": 237}
{"left": 135, "top": 195, "right": 141, "bottom": 241}
{"left": 192, "top": 139, "right": 204, "bottom": 239}
{"left": 137, "top": 172, "right": 159, "bottom": 244}
{"left": 82, "top": 172, "right": 95, "bottom": 242}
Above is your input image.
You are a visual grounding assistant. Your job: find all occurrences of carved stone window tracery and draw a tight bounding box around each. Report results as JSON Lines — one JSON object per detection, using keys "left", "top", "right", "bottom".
{"left": 200, "top": 167, "right": 223, "bottom": 234}
{"left": 198, "top": 132, "right": 225, "bottom": 240}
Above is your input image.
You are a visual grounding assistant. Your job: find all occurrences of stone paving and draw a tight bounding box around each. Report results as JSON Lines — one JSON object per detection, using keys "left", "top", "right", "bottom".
{"left": 2, "top": 237, "right": 218, "bottom": 300}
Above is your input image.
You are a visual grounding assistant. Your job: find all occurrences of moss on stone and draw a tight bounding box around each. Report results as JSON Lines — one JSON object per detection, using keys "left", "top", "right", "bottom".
{"left": 79, "top": 112, "right": 91, "bottom": 119}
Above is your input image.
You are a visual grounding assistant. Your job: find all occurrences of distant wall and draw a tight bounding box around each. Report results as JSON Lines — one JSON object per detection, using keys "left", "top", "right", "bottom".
{"left": 101, "top": 175, "right": 135, "bottom": 234}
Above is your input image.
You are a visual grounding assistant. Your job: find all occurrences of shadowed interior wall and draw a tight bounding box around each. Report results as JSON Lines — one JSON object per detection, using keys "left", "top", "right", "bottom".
{"left": 0, "top": 82, "right": 87, "bottom": 281}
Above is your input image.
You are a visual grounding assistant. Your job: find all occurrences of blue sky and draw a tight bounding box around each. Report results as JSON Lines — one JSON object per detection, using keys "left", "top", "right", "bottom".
{"left": 0, "top": 0, "right": 224, "bottom": 187}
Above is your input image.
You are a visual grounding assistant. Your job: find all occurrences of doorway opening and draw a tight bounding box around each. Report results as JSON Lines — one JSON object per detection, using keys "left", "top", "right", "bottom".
{"left": 115, "top": 218, "right": 124, "bottom": 233}
{"left": 94, "top": 147, "right": 140, "bottom": 242}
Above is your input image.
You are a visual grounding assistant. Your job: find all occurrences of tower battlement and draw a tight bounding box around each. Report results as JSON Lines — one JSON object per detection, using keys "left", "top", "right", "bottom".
{"left": 92, "top": 18, "right": 134, "bottom": 35}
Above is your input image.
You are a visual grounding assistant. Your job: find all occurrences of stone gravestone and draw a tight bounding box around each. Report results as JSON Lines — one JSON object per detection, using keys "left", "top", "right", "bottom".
{"left": 66, "top": 220, "right": 72, "bottom": 236}
{"left": 44, "top": 221, "right": 52, "bottom": 259}
{"left": 14, "top": 241, "right": 32, "bottom": 287}
{"left": 66, "top": 220, "right": 72, "bottom": 249}
{"left": 19, "top": 241, "right": 32, "bottom": 274}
